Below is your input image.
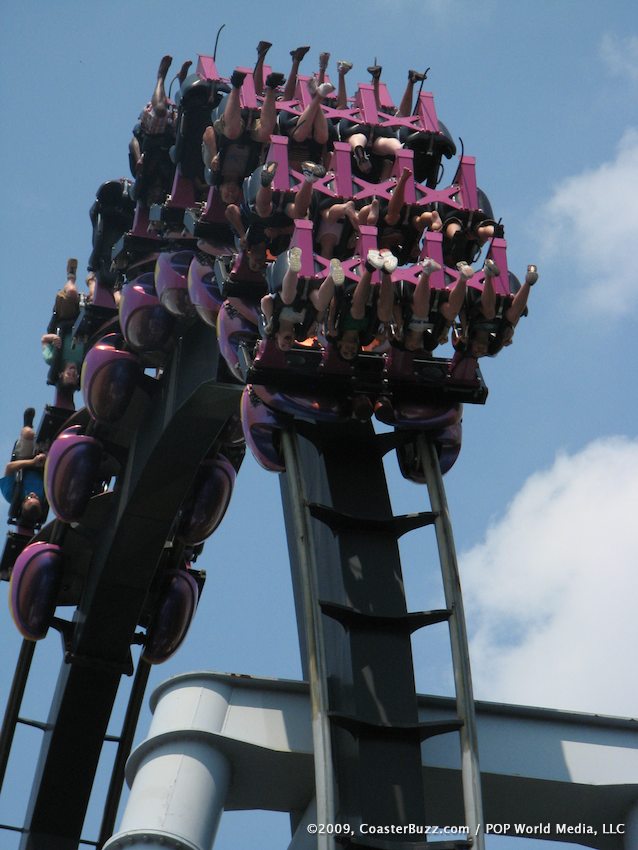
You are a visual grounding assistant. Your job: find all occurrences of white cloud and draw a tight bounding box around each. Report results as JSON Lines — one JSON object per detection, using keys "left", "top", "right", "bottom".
{"left": 461, "top": 436, "right": 638, "bottom": 717}
{"left": 540, "top": 129, "right": 638, "bottom": 316}
{"left": 600, "top": 32, "right": 638, "bottom": 82}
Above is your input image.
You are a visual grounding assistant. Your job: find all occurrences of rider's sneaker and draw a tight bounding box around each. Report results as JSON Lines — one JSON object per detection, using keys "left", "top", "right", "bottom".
{"left": 330, "top": 258, "right": 345, "bottom": 285}
{"left": 290, "top": 46, "right": 310, "bottom": 62}
{"left": 382, "top": 252, "right": 398, "bottom": 273}
{"left": 316, "top": 82, "right": 335, "bottom": 98}
{"left": 483, "top": 259, "right": 500, "bottom": 277}
{"left": 260, "top": 161, "right": 278, "bottom": 187}
{"left": 421, "top": 257, "right": 441, "bottom": 275}
{"left": 456, "top": 261, "right": 475, "bottom": 280}
{"left": 288, "top": 247, "right": 302, "bottom": 273}
{"left": 265, "top": 72, "right": 285, "bottom": 89}
{"left": 526, "top": 264, "right": 539, "bottom": 286}
{"left": 230, "top": 69, "right": 247, "bottom": 88}
{"left": 366, "top": 249, "right": 385, "bottom": 270}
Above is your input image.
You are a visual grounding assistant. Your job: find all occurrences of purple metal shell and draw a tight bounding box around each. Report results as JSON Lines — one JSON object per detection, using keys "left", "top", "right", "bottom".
{"left": 216, "top": 299, "right": 259, "bottom": 381}
{"left": 9, "top": 543, "right": 63, "bottom": 640}
{"left": 187, "top": 254, "right": 224, "bottom": 327}
{"left": 155, "top": 250, "right": 196, "bottom": 318}
{"left": 397, "top": 420, "right": 463, "bottom": 483}
{"left": 178, "top": 455, "right": 236, "bottom": 545}
{"left": 119, "top": 273, "right": 176, "bottom": 352}
{"left": 252, "top": 383, "right": 347, "bottom": 424}
{"left": 142, "top": 568, "right": 199, "bottom": 664}
{"left": 392, "top": 401, "right": 462, "bottom": 430}
{"left": 437, "top": 422, "right": 463, "bottom": 475}
{"left": 241, "top": 386, "right": 285, "bottom": 473}
{"left": 45, "top": 426, "right": 102, "bottom": 523}
{"left": 81, "top": 334, "right": 142, "bottom": 423}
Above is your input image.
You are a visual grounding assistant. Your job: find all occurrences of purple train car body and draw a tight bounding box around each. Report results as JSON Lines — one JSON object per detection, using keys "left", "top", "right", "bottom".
{"left": 142, "top": 568, "right": 199, "bottom": 664}
{"left": 119, "top": 273, "right": 176, "bottom": 353}
{"left": 178, "top": 455, "right": 237, "bottom": 545}
{"left": 155, "top": 250, "right": 196, "bottom": 318}
{"left": 81, "top": 333, "right": 142, "bottom": 423}
{"left": 9, "top": 543, "right": 63, "bottom": 640}
{"left": 240, "top": 386, "right": 285, "bottom": 472}
{"left": 45, "top": 426, "right": 102, "bottom": 523}
{"left": 396, "top": 419, "right": 463, "bottom": 481}
{"left": 187, "top": 254, "right": 224, "bottom": 327}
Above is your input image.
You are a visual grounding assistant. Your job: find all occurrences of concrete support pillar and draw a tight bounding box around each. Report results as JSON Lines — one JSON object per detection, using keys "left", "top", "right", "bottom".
{"left": 103, "top": 675, "right": 233, "bottom": 850}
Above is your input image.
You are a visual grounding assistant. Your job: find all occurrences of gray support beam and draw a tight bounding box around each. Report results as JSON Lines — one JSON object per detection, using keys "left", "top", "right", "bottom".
{"left": 418, "top": 436, "right": 484, "bottom": 849}
{"left": 281, "top": 430, "right": 336, "bottom": 850}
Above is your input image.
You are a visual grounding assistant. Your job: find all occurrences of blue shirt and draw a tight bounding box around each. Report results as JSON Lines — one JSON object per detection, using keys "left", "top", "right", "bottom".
{"left": 0, "top": 469, "right": 45, "bottom": 504}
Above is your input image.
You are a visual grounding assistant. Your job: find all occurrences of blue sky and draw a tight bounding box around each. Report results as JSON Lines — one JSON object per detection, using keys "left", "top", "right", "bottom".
{"left": 1, "top": 1, "right": 638, "bottom": 848}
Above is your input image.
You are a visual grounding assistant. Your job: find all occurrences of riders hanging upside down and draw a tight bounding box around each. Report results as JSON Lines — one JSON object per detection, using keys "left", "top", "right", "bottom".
{"left": 391, "top": 258, "right": 473, "bottom": 353}
{"left": 324, "top": 249, "right": 397, "bottom": 360}
{"left": 225, "top": 159, "right": 325, "bottom": 269}
{"left": 260, "top": 247, "right": 344, "bottom": 351}
{"left": 454, "top": 261, "right": 539, "bottom": 358}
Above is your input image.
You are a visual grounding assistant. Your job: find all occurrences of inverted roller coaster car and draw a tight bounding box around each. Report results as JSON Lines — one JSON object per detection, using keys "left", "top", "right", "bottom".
{"left": 9, "top": 543, "right": 63, "bottom": 640}
{"left": 240, "top": 386, "right": 285, "bottom": 472}
{"left": 45, "top": 426, "right": 103, "bottom": 524}
{"left": 81, "top": 333, "right": 142, "bottom": 423}
{"left": 119, "top": 273, "right": 176, "bottom": 356}
{"left": 155, "top": 250, "right": 196, "bottom": 318}
{"left": 187, "top": 254, "right": 224, "bottom": 327}
{"left": 396, "top": 420, "right": 463, "bottom": 481}
{"left": 178, "top": 455, "right": 237, "bottom": 545}
{"left": 142, "top": 567, "right": 199, "bottom": 664}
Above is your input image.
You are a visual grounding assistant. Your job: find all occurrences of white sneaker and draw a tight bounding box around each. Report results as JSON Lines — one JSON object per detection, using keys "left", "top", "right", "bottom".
{"left": 421, "top": 257, "right": 441, "bottom": 275}
{"left": 367, "top": 249, "right": 385, "bottom": 270}
{"left": 288, "top": 247, "right": 302, "bottom": 273}
{"left": 456, "top": 261, "right": 474, "bottom": 280}
{"left": 337, "top": 60, "right": 353, "bottom": 74}
{"left": 483, "top": 259, "right": 500, "bottom": 277}
{"left": 330, "top": 258, "right": 345, "bottom": 285}
{"left": 382, "top": 253, "right": 398, "bottom": 273}
{"left": 317, "top": 82, "right": 335, "bottom": 98}
{"left": 526, "top": 264, "right": 539, "bottom": 286}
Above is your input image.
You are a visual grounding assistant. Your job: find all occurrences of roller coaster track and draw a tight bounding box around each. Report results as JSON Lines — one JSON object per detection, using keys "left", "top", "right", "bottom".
{"left": 280, "top": 423, "right": 483, "bottom": 849}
